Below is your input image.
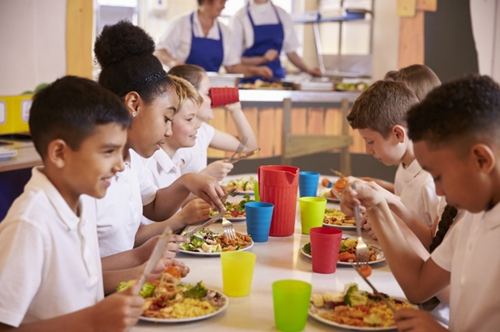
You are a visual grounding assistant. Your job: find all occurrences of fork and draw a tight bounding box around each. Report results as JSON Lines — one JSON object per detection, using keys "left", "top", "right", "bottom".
{"left": 351, "top": 183, "right": 370, "bottom": 265}
{"left": 222, "top": 218, "right": 237, "bottom": 240}
{"left": 227, "top": 136, "right": 248, "bottom": 163}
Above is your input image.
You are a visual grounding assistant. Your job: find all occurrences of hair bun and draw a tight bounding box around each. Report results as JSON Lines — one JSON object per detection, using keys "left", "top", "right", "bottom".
{"left": 94, "top": 20, "right": 156, "bottom": 68}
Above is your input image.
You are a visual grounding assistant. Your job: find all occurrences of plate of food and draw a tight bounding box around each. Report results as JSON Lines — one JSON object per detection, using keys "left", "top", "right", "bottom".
{"left": 223, "top": 177, "right": 257, "bottom": 195}
{"left": 309, "top": 283, "right": 415, "bottom": 330}
{"left": 209, "top": 194, "right": 254, "bottom": 221}
{"left": 301, "top": 238, "right": 385, "bottom": 266}
{"left": 323, "top": 208, "right": 356, "bottom": 229}
{"left": 118, "top": 266, "right": 228, "bottom": 323}
{"left": 318, "top": 177, "right": 347, "bottom": 203}
{"left": 319, "top": 188, "right": 340, "bottom": 203}
{"left": 180, "top": 228, "right": 253, "bottom": 256}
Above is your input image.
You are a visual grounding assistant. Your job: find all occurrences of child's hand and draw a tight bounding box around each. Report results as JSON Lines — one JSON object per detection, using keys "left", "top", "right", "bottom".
{"left": 202, "top": 160, "right": 234, "bottom": 181}
{"left": 182, "top": 173, "right": 226, "bottom": 212}
{"left": 91, "top": 285, "right": 143, "bottom": 332}
{"left": 362, "top": 218, "right": 378, "bottom": 240}
{"left": 225, "top": 102, "right": 242, "bottom": 114}
{"left": 263, "top": 49, "right": 279, "bottom": 62}
{"left": 149, "top": 258, "right": 190, "bottom": 280}
{"left": 180, "top": 198, "right": 210, "bottom": 225}
{"left": 255, "top": 66, "right": 273, "bottom": 79}
{"left": 340, "top": 181, "right": 385, "bottom": 216}
{"left": 395, "top": 308, "right": 448, "bottom": 332}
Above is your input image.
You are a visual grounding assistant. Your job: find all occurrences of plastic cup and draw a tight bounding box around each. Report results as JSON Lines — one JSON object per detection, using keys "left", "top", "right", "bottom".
{"left": 273, "top": 280, "right": 312, "bottom": 332}
{"left": 298, "top": 171, "right": 320, "bottom": 198}
{"left": 310, "top": 227, "right": 343, "bottom": 274}
{"left": 209, "top": 87, "right": 239, "bottom": 107}
{"left": 299, "top": 197, "right": 327, "bottom": 234}
{"left": 245, "top": 202, "right": 274, "bottom": 242}
{"left": 253, "top": 181, "right": 260, "bottom": 202}
{"left": 221, "top": 251, "right": 256, "bottom": 297}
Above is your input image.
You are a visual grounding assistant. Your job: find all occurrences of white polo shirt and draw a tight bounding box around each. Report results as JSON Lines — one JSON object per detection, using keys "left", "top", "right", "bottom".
{"left": 394, "top": 159, "right": 441, "bottom": 229}
{"left": 431, "top": 204, "right": 500, "bottom": 331}
{"left": 0, "top": 168, "right": 103, "bottom": 327}
{"left": 230, "top": 1, "right": 301, "bottom": 57}
{"left": 96, "top": 149, "right": 157, "bottom": 257}
{"left": 157, "top": 11, "right": 240, "bottom": 68}
{"left": 177, "top": 122, "right": 215, "bottom": 175}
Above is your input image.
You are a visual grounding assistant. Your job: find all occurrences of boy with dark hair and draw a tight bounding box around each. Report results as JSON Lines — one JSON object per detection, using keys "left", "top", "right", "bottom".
{"left": 342, "top": 74, "right": 500, "bottom": 331}
{"left": 347, "top": 80, "right": 442, "bottom": 249}
{"left": 0, "top": 76, "right": 149, "bottom": 331}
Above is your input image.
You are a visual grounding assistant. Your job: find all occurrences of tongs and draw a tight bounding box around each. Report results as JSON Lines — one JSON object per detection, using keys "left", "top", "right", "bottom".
{"left": 227, "top": 136, "right": 248, "bottom": 163}
{"left": 228, "top": 148, "right": 261, "bottom": 164}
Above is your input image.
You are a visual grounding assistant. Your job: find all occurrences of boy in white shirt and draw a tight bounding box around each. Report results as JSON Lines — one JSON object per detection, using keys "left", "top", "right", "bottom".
{"left": 0, "top": 76, "right": 146, "bottom": 331}
{"left": 346, "top": 80, "right": 442, "bottom": 248}
{"left": 341, "top": 74, "right": 500, "bottom": 331}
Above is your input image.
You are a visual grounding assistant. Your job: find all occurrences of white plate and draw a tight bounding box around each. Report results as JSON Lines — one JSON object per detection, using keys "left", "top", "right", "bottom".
{"left": 139, "top": 289, "right": 229, "bottom": 323}
{"left": 318, "top": 189, "right": 340, "bottom": 203}
{"left": 179, "top": 240, "right": 254, "bottom": 256}
{"left": 236, "top": 190, "right": 254, "bottom": 195}
{"left": 300, "top": 243, "right": 385, "bottom": 265}
{"left": 323, "top": 223, "right": 356, "bottom": 230}
{"left": 226, "top": 217, "right": 246, "bottom": 222}
{"left": 0, "top": 148, "right": 18, "bottom": 160}
{"left": 309, "top": 306, "right": 398, "bottom": 331}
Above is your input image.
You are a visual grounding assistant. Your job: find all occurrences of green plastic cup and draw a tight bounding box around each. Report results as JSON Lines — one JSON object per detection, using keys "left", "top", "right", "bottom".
{"left": 253, "top": 181, "right": 260, "bottom": 202}
{"left": 273, "top": 280, "right": 312, "bottom": 332}
{"left": 299, "top": 197, "right": 327, "bottom": 234}
{"left": 221, "top": 251, "right": 256, "bottom": 297}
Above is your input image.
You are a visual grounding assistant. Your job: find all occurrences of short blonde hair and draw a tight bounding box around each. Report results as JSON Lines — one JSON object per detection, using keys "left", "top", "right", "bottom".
{"left": 169, "top": 75, "right": 203, "bottom": 108}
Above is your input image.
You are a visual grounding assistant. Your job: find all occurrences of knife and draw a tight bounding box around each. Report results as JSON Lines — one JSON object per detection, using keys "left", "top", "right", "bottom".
{"left": 183, "top": 210, "right": 225, "bottom": 238}
{"left": 134, "top": 226, "right": 173, "bottom": 295}
{"left": 353, "top": 265, "right": 396, "bottom": 313}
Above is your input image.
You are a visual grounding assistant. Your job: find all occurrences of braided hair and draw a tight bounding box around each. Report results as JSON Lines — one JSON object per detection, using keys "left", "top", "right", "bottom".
{"left": 429, "top": 204, "right": 458, "bottom": 253}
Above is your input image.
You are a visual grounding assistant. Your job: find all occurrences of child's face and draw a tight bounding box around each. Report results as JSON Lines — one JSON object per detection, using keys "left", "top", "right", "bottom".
{"left": 196, "top": 74, "right": 214, "bottom": 122}
{"left": 358, "top": 128, "right": 406, "bottom": 166}
{"left": 128, "top": 88, "right": 178, "bottom": 158}
{"left": 168, "top": 99, "right": 200, "bottom": 149}
{"left": 65, "top": 123, "right": 127, "bottom": 200}
{"left": 414, "top": 140, "right": 490, "bottom": 213}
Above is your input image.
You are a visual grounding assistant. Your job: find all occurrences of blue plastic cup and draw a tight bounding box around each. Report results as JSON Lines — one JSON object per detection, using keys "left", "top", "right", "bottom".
{"left": 245, "top": 202, "right": 274, "bottom": 242}
{"left": 298, "top": 171, "right": 320, "bottom": 198}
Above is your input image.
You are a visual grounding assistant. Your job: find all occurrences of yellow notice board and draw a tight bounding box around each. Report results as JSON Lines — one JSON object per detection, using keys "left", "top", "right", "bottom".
{"left": 0, "top": 95, "right": 33, "bottom": 134}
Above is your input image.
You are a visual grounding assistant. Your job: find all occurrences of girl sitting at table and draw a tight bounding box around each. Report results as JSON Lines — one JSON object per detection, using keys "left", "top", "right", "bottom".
{"left": 169, "top": 64, "right": 259, "bottom": 181}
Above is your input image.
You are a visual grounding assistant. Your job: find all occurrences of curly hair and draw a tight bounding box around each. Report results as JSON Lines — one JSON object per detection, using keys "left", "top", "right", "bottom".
{"left": 94, "top": 20, "right": 172, "bottom": 103}
{"left": 407, "top": 74, "right": 500, "bottom": 152}
{"left": 347, "top": 80, "right": 419, "bottom": 138}
{"left": 384, "top": 64, "right": 441, "bottom": 101}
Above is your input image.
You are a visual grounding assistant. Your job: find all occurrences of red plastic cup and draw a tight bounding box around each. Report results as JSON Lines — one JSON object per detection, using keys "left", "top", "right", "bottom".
{"left": 258, "top": 165, "right": 299, "bottom": 237}
{"left": 209, "top": 87, "right": 239, "bottom": 107}
{"left": 310, "top": 227, "right": 343, "bottom": 274}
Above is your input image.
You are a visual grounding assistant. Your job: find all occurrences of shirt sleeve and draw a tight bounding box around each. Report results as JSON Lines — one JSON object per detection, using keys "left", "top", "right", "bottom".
{"left": 221, "top": 22, "right": 241, "bottom": 67}
{"left": 156, "top": 16, "right": 184, "bottom": 58}
{"left": 430, "top": 218, "right": 461, "bottom": 272}
{"left": 278, "top": 8, "right": 301, "bottom": 54}
{"left": 130, "top": 150, "right": 157, "bottom": 206}
{"left": 229, "top": 12, "right": 246, "bottom": 58}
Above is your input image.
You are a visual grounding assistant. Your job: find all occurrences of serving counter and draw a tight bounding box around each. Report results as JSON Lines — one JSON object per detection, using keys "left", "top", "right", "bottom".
{"left": 131, "top": 174, "right": 405, "bottom": 332}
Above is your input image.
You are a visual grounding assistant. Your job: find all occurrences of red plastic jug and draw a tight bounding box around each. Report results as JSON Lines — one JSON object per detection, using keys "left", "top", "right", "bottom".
{"left": 258, "top": 165, "right": 300, "bottom": 236}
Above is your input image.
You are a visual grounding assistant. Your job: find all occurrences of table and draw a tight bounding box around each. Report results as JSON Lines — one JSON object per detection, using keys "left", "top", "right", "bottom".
{"left": 131, "top": 174, "right": 405, "bottom": 331}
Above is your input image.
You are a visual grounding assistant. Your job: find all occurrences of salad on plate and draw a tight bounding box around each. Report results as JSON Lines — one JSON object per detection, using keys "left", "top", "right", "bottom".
{"left": 181, "top": 228, "right": 253, "bottom": 254}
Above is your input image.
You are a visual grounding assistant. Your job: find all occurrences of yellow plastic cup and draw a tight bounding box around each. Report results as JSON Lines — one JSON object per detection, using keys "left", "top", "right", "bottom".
{"left": 221, "top": 251, "right": 256, "bottom": 297}
{"left": 299, "top": 197, "right": 327, "bottom": 234}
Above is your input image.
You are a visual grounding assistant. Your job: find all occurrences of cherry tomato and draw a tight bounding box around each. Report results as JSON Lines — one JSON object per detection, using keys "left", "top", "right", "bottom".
{"left": 359, "top": 265, "right": 372, "bottom": 277}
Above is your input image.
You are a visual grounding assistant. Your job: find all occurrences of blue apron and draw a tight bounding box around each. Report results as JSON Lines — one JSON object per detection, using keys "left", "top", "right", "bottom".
{"left": 185, "top": 12, "right": 224, "bottom": 72}
{"left": 242, "top": 2, "right": 285, "bottom": 83}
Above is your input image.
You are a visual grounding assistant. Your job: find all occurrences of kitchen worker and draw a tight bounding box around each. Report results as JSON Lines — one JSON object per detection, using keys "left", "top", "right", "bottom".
{"left": 155, "top": 0, "right": 272, "bottom": 79}
{"left": 230, "top": 0, "right": 321, "bottom": 82}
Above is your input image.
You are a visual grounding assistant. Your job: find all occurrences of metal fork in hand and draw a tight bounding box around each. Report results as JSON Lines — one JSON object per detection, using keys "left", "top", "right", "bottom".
{"left": 352, "top": 183, "right": 370, "bottom": 265}
{"left": 227, "top": 136, "right": 248, "bottom": 163}
{"left": 222, "top": 218, "right": 236, "bottom": 240}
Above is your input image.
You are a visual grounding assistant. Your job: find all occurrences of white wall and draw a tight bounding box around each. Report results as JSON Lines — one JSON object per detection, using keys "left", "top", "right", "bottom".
{"left": 0, "top": 0, "right": 66, "bottom": 95}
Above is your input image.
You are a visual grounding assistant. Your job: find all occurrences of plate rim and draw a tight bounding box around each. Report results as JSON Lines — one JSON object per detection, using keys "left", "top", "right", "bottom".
{"left": 226, "top": 217, "right": 247, "bottom": 222}
{"left": 322, "top": 223, "right": 356, "bottom": 230}
{"left": 179, "top": 239, "right": 254, "bottom": 256}
{"left": 139, "top": 288, "right": 229, "bottom": 323}
{"left": 300, "top": 242, "right": 385, "bottom": 265}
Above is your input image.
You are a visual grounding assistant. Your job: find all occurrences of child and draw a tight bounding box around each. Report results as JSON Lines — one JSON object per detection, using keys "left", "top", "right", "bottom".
{"left": 341, "top": 74, "right": 500, "bottom": 331}
{"left": 346, "top": 80, "right": 442, "bottom": 248}
{"left": 169, "top": 64, "right": 259, "bottom": 181}
{"left": 0, "top": 76, "right": 143, "bottom": 330}
{"left": 93, "top": 20, "right": 225, "bottom": 258}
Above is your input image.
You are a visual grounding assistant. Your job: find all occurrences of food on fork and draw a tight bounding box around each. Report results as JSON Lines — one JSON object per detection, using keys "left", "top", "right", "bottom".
{"left": 334, "top": 177, "right": 348, "bottom": 194}
{"left": 209, "top": 194, "right": 254, "bottom": 219}
{"left": 224, "top": 177, "right": 256, "bottom": 192}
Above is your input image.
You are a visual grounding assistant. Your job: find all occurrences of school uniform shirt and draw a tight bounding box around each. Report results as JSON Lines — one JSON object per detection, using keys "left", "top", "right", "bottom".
{"left": 394, "top": 159, "right": 441, "bottom": 229}
{"left": 0, "top": 168, "right": 103, "bottom": 327}
{"left": 431, "top": 204, "right": 500, "bottom": 331}
{"left": 230, "top": 1, "right": 301, "bottom": 60}
{"left": 141, "top": 148, "right": 183, "bottom": 225}
{"left": 157, "top": 11, "right": 240, "bottom": 70}
{"left": 96, "top": 149, "right": 157, "bottom": 257}
{"left": 177, "top": 122, "right": 216, "bottom": 175}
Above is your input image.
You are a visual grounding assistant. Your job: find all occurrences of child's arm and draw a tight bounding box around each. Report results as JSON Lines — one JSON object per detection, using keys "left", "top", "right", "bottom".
{"left": 341, "top": 181, "right": 450, "bottom": 303}
{"left": 143, "top": 173, "right": 225, "bottom": 221}
{"left": 0, "top": 287, "right": 143, "bottom": 332}
{"left": 359, "top": 176, "right": 395, "bottom": 193}
{"left": 209, "top": 102, "right": 259, "bottom": 154}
